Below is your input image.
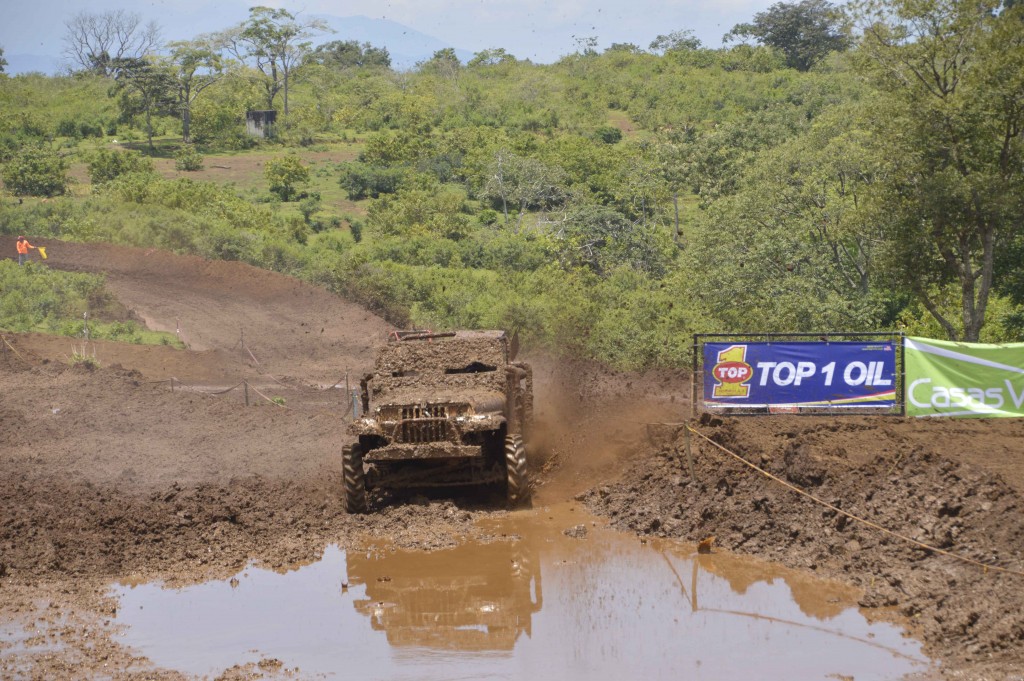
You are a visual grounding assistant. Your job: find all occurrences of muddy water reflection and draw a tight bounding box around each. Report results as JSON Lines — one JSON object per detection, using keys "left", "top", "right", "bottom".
{"left": 112, "top": 505, "right": 931, "bottom": 680}
{"left": 349, "top": 536, "right": 541, "bottom": 652}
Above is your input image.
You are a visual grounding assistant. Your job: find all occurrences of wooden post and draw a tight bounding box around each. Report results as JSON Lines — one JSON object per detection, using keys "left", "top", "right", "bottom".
{"left": 684, "top": 426, "right": 696, "bottom": 481}
{"left": 691, "top": 335, "right": 700, "bottom": 420}
{"left": 244, "top": 380, "right": 250, "bottom": 406}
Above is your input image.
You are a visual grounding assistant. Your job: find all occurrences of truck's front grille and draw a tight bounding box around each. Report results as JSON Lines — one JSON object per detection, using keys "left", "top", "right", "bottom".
{"left": 401, "top": 405, "right": 448, "bottom": 420}
{"left": 398, "top": 418, "right": 450, "bottom": 443}
{"left": 379, "top": 403, "right": 470, "bottom": 444}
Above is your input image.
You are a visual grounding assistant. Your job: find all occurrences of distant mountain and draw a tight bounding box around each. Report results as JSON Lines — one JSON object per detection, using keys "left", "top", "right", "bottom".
{"left": 311, "top": 15, "right": 474, "bottom": 70}
{"left": 4, "top": 53, "right": 61, "bottom": 76}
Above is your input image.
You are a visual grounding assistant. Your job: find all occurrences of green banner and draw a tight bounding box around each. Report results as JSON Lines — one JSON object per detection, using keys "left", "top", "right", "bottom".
{"left": 905, "top": 336, "right": 1024, "bottom": 418}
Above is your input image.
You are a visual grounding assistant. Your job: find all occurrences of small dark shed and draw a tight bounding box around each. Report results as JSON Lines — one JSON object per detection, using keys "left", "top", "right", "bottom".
{"left": 246, "top": 110, "right": 277, "bottom": 138}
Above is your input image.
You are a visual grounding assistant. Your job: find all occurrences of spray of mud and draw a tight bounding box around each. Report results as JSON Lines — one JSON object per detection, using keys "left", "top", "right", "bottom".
{"left": 524, "top": 353, "right": 689, "bottom": 502}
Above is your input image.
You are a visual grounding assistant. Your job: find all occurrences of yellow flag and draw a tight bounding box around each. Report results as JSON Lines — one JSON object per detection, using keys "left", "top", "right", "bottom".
{"left": 37, "top": 246, "right": 47, "bottom": 260}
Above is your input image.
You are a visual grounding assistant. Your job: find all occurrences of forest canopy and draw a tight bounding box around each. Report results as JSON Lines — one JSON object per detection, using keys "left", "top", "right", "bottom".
{"left": 2, "top": 0, "right": 1023, "bottom": 367}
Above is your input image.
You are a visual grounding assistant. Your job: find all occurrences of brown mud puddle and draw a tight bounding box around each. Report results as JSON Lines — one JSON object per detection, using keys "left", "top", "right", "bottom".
{"left": 111, "top": 505, "right": 932, "bottom": 680}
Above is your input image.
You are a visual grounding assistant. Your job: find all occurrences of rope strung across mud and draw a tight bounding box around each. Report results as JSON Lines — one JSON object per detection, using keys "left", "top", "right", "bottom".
{"left": 1, "top": 335, "right": 31, "bottom": 364}
{"left": 140, "top": 377, "right": 296, "bottom": 408}
{"left": 246, "top": 381, "right": 291, "bottom": 408}
{"left": 686, "top": 424, "right": 1024, "bottom": 578}
{"left": 3, "top": 331, "right": 352, "bottom": 406}
{"left": 139, "top": 377, "right": 244, "bottom": 395}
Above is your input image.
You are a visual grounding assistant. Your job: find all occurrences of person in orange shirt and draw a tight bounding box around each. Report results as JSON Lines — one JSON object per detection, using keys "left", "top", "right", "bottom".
{"left": 16, "top": 236, "right": 35, "bottom": 265}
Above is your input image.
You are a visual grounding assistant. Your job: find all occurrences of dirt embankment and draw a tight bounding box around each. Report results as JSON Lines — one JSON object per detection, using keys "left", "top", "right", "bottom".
{"left": 582, "top": 414, "right": 1024, "bottom": 677}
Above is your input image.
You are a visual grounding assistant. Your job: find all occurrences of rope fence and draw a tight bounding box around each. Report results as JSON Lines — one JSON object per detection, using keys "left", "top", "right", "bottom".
{"left": 138, "top": 375, "right": 359, "bottom": 414}
{"left": 685, "top": 423, "right": 1024, "bottom": 578}
{"left": 2, "top": 331, "right": 360, "bottom": 417}
{"left": 1, "top": 334, "right": 32, "bottom": 365}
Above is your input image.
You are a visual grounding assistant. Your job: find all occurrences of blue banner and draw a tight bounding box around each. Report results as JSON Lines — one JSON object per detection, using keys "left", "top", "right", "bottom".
{"left": 703, "top": 341, "right": 897, "bottom": 409}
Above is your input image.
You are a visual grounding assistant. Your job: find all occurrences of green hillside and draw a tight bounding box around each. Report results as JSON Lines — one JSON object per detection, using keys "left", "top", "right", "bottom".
{"left": 2, "top": 0, "right": 1023, "bottom": 366}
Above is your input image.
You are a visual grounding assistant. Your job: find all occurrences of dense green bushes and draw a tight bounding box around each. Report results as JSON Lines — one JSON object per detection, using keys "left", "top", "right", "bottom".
{"left": 1, "top": 145, "right": 68, "bottom": 196}
{"left": 2, "top": 5, "right": 1021, "bottom": 365}
{"left": 174, "top": 145, "right": 204, "bottom": 171}
{"left": 87, "top": 148, "right": 154, "bottom": 185}
{"left": 0, "top": 261, "right": 178, "bottom": 345}
{"left": 339, "top": 161, "right": 404, "bottom": 199}
{"left": 0, "top": 262, "right": 103, "bottom": 332}
{"left": 264, "top": 154, "right": 310, "bottom": 201}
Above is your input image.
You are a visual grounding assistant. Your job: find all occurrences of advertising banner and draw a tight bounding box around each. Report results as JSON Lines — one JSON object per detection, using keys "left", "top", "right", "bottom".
{"left": 905, "top": 337, "right": 1024, "bottom": 418}
{"left": 703, "top": 341, "right": 897, "bottom": 410}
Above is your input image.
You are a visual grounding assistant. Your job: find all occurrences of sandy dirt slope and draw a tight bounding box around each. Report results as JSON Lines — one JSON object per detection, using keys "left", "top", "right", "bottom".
{"left": 55, "top": 240, "right": 390, "bottom": 382}
{"left": 2, "top": 239, "right": 1024, "bottom": 679}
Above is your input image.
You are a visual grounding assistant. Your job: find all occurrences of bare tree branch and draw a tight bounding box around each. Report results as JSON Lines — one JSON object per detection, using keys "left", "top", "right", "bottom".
{"left": 63, "top": 9, "right": 161, "bottom": 77}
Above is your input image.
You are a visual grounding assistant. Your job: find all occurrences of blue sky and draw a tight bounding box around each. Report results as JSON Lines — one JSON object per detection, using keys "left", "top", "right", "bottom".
{"left": 2, "top": 0, "right": 779, "bottom": 67}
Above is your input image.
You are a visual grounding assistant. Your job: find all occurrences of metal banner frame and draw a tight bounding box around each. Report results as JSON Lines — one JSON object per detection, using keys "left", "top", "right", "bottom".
{"left": 691, "top": 332, "right": 906, "bottom": 417}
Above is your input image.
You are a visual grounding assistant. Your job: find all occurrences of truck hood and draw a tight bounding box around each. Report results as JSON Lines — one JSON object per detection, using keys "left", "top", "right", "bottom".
{"left": 374, "top": 388, "right": 506, "bottom": 416}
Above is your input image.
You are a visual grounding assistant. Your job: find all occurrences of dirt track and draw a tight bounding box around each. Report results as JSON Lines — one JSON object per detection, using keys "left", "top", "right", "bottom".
{"left": 2, "top": 240, "right": 1024, "bottom": 679}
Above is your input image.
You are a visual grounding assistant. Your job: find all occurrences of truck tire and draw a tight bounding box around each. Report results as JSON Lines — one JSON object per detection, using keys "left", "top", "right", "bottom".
{"left": 342, "top": 443, "right": 367, "bottom": 513}
{"left": 505, "top": 434, "right": 530, "bottom": 506}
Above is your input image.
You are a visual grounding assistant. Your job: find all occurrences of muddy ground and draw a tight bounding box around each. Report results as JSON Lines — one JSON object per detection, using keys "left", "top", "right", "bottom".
{"left": 583, "top": 416, "right": 1024, "bottom": 679}
{"left": 1, "top": 239, "right": 1023, "bottom": 679}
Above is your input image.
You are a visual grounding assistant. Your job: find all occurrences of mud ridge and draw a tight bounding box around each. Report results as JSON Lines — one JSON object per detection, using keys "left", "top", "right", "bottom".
{"left": 582, "top": 415, "right": 1024, "bottom": 677}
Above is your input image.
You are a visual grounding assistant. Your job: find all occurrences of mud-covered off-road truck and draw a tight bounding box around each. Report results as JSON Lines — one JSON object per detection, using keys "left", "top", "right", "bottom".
{"left": 343, "top": 330, "right": 533, "bottom": 513}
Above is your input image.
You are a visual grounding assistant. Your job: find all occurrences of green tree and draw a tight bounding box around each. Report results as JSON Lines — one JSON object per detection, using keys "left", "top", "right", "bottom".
{"left": 87, "top": 148, "right": 154, "bottom": 184}
{"left": 556, "top": 205, "right": 675, "bottom": 277}
{"left": 187, "top": 75, "right": 262, "bottom": 146}
{"left": 265, "top": 154, "right": 309, "bottom": 201}
{"left": 481, "top": 150, "right": 567, "bottom": 232}
{"left": 339, "top": 162, "right": 404, "bottom": 200}
{"left": 305, "top": 40, "right": 391, "bottom": 69}
{"left": 648, "top": 30, "right": 703, "bottom": 54}
{"left": 689, "top": 107, "right": 890, "bottom": 332}
{"left": 727, "top": 0, "right": 850, "bottom": 71}
{"left": 112, "top": 57, "right": 176, "bottom": 151}
{"left": 419, "top": 48, "right": 461, "bottom": 82}
{"left": 467, "top": 48, "right": 517, "bottom": 68}
{"left": 165, "top": 38, "right": 224, "bottom": 143}
{"left": 0, "top": 46, "right": 7, "bottom": 74}
{"left": 298, "top": 195, "right": 321, "bottom": 225}
{"left": 595, "top": 126, "right": 622, "bottom": 144}
{"left": 856, "top": 0, "right": 1024, "bottom": 341}
{"left": 174, "top": 145, "right": 204, "bottom": 171}
{"left": 1, "top": 145, "right": 69, "bottom": 197}
{"left": 606, "top": 43, "right": 642, "bottom": 54}
{"left": 676, "top": 105, "right": 810, "bottom": 204}
{"left": 223, "top": 6, "right": 329, "bottom": 115}
{"left": 366, "top": 186, "right": 471, "bottom": 240}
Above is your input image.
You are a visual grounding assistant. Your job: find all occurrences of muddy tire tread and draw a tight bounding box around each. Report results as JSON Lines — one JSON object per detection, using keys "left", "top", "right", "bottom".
{"left": 342, "top": 443, "right": 367, "bottom": 513}
{"left": 505, "top": 434, "right": 530, "bottom": 506}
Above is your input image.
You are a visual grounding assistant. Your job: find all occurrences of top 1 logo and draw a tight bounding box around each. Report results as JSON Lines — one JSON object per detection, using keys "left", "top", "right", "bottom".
{"left": 711, "top": 345, "right": 752, "bottom": 398}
